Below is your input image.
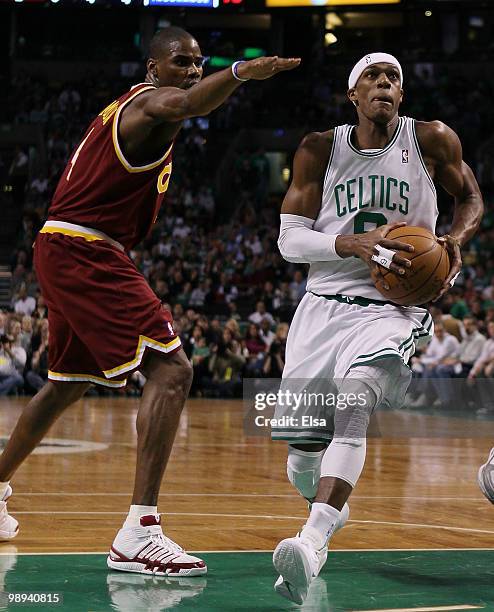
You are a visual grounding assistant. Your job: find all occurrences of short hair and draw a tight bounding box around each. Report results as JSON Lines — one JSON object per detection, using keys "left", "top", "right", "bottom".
{"left": 148, "top": 27, "right": 194, "bottom": 59}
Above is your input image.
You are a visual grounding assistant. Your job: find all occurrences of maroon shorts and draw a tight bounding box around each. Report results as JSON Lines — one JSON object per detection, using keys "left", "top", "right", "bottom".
{"left": 34, "top": 231, "right": 181, "bottom": 388}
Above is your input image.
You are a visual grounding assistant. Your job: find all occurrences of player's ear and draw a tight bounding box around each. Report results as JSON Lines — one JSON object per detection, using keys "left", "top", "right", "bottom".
{"left": 347, "top": 88, "right": 358, "bottom": 107}
{"left": 146, "top": 58, "right": 159, "bottom": 81}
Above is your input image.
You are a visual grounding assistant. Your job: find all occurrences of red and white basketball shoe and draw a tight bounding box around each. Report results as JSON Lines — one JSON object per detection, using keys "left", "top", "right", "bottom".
{"left": 0, "top": 485, "right": 18, "bottom": 541}
{"left": 107, "top": 514, "right": 207, "bottom": 577}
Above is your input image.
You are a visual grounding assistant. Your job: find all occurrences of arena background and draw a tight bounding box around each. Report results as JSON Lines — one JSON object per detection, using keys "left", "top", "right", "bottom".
{"left": 0, "top": 1, "right": 494, "bottom": 611}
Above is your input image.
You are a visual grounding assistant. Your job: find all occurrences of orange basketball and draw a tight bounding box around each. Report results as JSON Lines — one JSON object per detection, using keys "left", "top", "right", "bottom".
{"left": 374, "top": 226, "right": 450, "bottom": 306}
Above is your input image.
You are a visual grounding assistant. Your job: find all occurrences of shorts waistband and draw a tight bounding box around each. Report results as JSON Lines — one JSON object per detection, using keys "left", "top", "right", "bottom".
{"left": 309, "top": 291, "right": 397, "bottom": 307}
{"left": 39, "top": 221, "right": 125, "bottom": 252}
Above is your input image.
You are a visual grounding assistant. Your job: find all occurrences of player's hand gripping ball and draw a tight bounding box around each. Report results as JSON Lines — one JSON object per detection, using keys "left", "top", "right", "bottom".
{"left": 374, "top": 226, "right": 450, "bottom": 306}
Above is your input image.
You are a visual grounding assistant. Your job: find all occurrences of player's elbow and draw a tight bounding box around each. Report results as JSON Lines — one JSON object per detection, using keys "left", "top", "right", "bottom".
{"left": 277, "top": 230, "right": 302, "bottom": 263}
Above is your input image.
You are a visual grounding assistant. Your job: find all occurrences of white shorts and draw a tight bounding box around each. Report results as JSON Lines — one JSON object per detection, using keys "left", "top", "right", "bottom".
{"left": 271, "top": 292, "right": 433, "bottom": 443}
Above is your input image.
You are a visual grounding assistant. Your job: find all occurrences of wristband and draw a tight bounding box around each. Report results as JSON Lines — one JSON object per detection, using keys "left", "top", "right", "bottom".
{"left": 231, "top": 61, "right": 249, "bottom": 82}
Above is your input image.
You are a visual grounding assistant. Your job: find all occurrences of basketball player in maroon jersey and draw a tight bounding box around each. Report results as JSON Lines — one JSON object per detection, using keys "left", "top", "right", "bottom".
{"left": 0, "top": 27, "right": 300, "bottom": 576}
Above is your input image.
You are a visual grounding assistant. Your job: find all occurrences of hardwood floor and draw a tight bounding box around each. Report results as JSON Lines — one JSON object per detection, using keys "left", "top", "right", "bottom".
{"left": 0, "top": 397, "right": 493, "bottom": 553}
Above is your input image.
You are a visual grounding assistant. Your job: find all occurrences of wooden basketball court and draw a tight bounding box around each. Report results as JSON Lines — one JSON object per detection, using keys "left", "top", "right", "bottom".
{"left": 0, "top": 396, "right": 493, "bottom": 611}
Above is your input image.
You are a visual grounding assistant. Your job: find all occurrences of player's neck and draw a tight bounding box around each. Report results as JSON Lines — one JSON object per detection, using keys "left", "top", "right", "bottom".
{"left": 353, "top": 115, "right": 400, "bottom": 151}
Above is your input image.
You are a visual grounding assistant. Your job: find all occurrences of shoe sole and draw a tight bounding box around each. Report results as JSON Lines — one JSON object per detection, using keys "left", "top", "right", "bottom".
{"left": 478, "top": 464, "right": 494, "bottom": 504}
{"left": 273, "top": 541, "right": 311, "bottom": 605}
{"left": 107, "top": 557, "right": 207, "bottom": 577}
{"left": 274, "top": 575, "right": 304, "bottom": 605}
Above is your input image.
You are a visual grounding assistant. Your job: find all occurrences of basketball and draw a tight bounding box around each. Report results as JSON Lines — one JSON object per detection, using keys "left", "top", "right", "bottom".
{"left": 374, "top": 226, "right": 450, "bottom": 306}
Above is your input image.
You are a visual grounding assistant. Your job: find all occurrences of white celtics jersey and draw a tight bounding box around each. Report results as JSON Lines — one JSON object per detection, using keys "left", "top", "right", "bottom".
{"left": 307, "top": 116, "right": 438, "bottom": 300}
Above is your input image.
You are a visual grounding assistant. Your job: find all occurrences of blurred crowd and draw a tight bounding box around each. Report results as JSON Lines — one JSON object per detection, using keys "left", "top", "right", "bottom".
{"left": 2, "top": 62, "right": 494, "bottom": 397}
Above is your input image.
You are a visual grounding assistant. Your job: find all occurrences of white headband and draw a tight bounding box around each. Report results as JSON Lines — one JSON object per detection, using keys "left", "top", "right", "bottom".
{"left": 348, "top": 53, "right": 403, "bottom": 90}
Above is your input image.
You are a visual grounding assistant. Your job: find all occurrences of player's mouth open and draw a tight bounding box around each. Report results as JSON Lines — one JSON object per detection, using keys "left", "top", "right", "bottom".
{"left": 372, "top": 96, "right": 393, "bottom": 104}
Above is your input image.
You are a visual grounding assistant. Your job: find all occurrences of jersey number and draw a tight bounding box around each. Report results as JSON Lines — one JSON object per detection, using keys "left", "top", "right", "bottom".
{"left": 157, "top": 162, "right": 172, "bottom": 194}
{"left": 353, "top": 211, "right": 387, "bottom": 234}
{"left": 66, "top": 128, "right": 95, "bottom": 182}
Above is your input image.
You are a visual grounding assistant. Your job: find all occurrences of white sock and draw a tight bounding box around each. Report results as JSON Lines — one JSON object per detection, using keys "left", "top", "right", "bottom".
{"left": 301, "top": 502, "right": 340, "bottom": 548}
{"left": 0, "top": 482, "right": 10, "bottom": 500}
{"left": 123, "top": 504, "right": 158, "bottom": 528}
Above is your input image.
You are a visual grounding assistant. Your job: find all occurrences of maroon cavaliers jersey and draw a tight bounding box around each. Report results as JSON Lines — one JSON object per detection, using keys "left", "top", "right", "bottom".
{"left": 48, "top": 84, "right": 173, "bottom": 251}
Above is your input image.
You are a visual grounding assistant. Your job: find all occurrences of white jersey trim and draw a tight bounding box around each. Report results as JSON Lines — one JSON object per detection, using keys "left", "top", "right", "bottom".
{"left": 112, "top": 85, "right": 173, "bottom": 173}
{"left": 346, "top": 117, "right": 404, "bottom": 157}
{"left": 411, "top": 118, "right": 437, "bottom": 197}
{"left": 323, "top": 128, "right": 338, "bottom": 185}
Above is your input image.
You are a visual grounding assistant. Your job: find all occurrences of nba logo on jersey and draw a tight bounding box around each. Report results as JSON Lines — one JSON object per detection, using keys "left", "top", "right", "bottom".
{"left": 402, "top": 149, "right": 409, "bottom": 164}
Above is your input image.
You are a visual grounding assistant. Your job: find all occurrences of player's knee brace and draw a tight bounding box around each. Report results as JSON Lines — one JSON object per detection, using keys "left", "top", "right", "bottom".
{"left": 287, "top": 445, "right": 326, "bottom": 501}
{"left": 320, "top": 376, "right": 378, "bottom": 488}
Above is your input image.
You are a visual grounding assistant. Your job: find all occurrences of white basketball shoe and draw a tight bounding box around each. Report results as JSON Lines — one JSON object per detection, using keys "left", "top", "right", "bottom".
{"left": 0, "top": 486, "right": 18, "bottom": 541}
{"left": 273, "top": 502, "right": 349, "bottom": 604}
{"left": 107, "top": 514, "right": 207, "bottom": 577}
{"left": 478, "top": 447, "right": 494, "bottom": 504}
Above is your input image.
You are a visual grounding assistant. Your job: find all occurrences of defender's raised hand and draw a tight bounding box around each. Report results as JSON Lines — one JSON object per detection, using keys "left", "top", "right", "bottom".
{"left": 236, "top": 57, "right": 301, "bottom": 81}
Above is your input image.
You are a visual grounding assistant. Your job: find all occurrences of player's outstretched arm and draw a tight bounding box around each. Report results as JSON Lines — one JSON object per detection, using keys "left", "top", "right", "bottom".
{"left": 141, "top": 56, "right": 301, "bottom": 124}
{"left": 416, "top": 120, "right": 484, "bottom": 299}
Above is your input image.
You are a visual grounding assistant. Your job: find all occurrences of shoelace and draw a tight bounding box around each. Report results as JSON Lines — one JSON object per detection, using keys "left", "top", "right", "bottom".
{"left": 146, "top": 527, "right": 184, "bottom": 554}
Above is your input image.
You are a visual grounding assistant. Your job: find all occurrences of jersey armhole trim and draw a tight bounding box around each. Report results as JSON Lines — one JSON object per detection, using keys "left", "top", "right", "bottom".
{"left": 411, "top": 119, "right": 437, "bottom": 197}
{"left": 323, "top": 128, "right": 338, "bottom": 184}
{"left": 112, "top": 86, "right": 173, "bottom": 173}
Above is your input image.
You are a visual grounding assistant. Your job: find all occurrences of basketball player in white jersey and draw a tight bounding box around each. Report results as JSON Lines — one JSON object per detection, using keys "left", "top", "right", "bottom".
{"left": 271, "top": 53, "right": 484, "bottom": 604}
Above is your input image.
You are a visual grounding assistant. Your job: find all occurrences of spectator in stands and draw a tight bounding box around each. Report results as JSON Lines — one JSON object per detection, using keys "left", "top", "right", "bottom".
{"left": 13, "top": 284, "right": 36, "bottom": 316}
{"left": 0, "top": 335, "right": 24, "bottom": 395}
{"left": 444, "top": 289, "right": 470, "bottom": 320}
{"left": 263, "top": 337, "right": 285, "bottom": 378}
{"left": 32, "top": 293, "right": 47, "bottom": 321}
{"left": 248, "top": 301, "right": 275, "bottom": 326}
{"left": 0, "top": 312, "right": 6, "bottom": 336}
{"left": 409, "top": 321, "right": 460, "bottom": 407}
{"left": 25, "top": 322, "right": 49, "bottom": 392}
{"left": 20, "top": 315, "right": 33, "bottom": 352}
{"left": 244, "top": 323, "right": 266, "bottom": 375}
{"left": 468, "top": 322, "right": 494, "bottom": 381}
{"left": 259, "top": 318, "right": 276, "bottom": 349}
{"left": 7, "top": 319, "right": 27, "bottom": 375}
{"left": 189, "top": 281, "right": 208, "bottom": 309}
{"left": 430, "top": 316, "right": 486, "bottom": 406}
{"left": 289, "top": 270, "right": 307, "bottom": 304}
{"left": 206, "top": 335, "right": 245, "bottom": 398}
{"left": 273, "top": 282, "right": 294, "bottom": 320}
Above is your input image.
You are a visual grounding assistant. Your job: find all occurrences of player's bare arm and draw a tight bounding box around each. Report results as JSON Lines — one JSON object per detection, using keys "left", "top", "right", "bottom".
{"left": 120, "top": 56, "right": 300, "bottom": 160}
{"left": 280, "top": 131, "right": 333, "bottom": 219}
{"left": 416, "top": 120, "right": 484, "bottom": 298}
{"left": 142, "top": 57, "right": 300, "bottom": 123}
